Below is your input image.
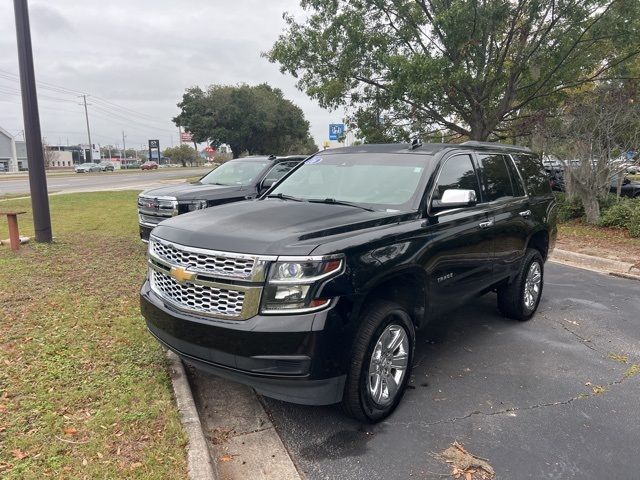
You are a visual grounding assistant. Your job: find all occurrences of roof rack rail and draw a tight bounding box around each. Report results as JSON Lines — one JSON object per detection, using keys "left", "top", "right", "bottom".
{"left": 460, "top": 141, "right": 532, "bottom": 152}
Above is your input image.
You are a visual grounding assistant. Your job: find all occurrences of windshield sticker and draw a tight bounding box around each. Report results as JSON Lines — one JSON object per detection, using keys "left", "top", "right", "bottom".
{"left": 305, "top": 157, "right": 322, "bottom": 164}
{"left": 413, "top": 167, "right": 423, "bottom": 173}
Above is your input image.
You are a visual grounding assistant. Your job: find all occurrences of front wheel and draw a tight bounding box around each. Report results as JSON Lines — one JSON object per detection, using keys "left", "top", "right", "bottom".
{"left": 497, "top": 248, "right": 544, "bottom": 321}
{"left": 341, "top": 300, "right": 415, "bottom": 422}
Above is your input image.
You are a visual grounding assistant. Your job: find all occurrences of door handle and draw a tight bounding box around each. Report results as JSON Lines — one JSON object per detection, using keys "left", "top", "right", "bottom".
{"left": 478, "top": 220, "right": 494, "bottom": 229}
{"left": 519, "top": 210, "right": 532, "bottom": 218}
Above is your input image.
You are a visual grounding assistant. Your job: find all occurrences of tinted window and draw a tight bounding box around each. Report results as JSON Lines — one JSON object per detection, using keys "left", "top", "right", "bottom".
{"left": 504, "top": 155, "right": 526, "bottom": 196}
{"left": 479, "top": 154, "right": 514, "bottom": 201}
{"left": 263, "top": 161, "right": 301, "bottom": 183}
{"left": 433, "top": 155, "right": 480, "bottom": 200}
{"left": 512, "top": 154, "right": 552, "bottom": 196}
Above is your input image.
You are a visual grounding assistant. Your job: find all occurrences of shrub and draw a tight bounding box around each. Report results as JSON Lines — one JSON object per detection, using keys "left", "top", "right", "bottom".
{"left": 598, "top": 197, "right": 640, "bottom": 237}
{"left": 554, "top": 193, "right": 621, "bottom": 223}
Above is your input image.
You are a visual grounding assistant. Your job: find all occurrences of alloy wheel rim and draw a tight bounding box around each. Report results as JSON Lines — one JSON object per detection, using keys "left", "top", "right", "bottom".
{"left": 368, "top": 323, "right": 409, "bottom": 407}
{"left": 524, "top": 261, "right": 542, "bottom": 311}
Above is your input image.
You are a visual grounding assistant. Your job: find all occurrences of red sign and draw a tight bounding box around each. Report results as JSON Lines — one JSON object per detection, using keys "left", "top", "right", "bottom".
{"left": 180, "top": 132, "right": 193, "bottom": 142}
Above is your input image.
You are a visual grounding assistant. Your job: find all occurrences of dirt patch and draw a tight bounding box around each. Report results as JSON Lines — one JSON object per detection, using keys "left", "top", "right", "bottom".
{"left": 557, "top": 221, "right": 640, "bottom": 266}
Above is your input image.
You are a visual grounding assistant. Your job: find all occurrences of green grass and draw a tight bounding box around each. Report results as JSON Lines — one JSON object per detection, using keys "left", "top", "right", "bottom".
{"left": 0, "top": 191, "right": 187, "bottom": 479}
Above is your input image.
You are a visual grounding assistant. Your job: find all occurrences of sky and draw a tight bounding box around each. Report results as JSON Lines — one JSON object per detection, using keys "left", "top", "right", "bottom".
{"left": 0, "top": 0, "right": 342, "bottom": 152}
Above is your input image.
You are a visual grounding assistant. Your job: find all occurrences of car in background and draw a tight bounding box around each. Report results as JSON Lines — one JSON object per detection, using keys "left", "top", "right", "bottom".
{"left": 74, "top": 162, "right": 101, "bottom": 173}
{"left": 137, "top": 155, "right": 307, "bottom": 241}
{"left": 141, "top": 161, "right": 159, "bottom": 171}
{"left": 99, "top": 162, "right": 115, "bottom": 172}
{"left": 610, "top": 174, "right": 640, "bottom": 198}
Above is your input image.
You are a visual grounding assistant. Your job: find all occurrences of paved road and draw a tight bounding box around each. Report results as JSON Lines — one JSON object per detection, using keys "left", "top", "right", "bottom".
{"left": 0, "top": 167, "right": 211, "bottom": 195}
{"left": 257, "top": 263, "right": 640, "bottom": 479}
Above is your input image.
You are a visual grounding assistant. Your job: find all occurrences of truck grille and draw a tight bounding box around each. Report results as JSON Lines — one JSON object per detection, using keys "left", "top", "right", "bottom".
{"left": 151, "top": 269, "right": 245, "bottom": 317}
{"left": 151, "top": 239, "right": 256, "bottom": 280}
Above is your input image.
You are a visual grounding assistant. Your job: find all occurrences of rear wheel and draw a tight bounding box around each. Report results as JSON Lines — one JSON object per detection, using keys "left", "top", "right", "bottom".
{"left": 341, "top": 300, "right": 415, "bottom": 422}
{"left": 497, "top": 249, "right": 544, "bottom": 321}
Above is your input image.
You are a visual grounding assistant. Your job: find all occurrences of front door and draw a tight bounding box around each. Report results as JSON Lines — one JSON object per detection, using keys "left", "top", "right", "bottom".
{"left": 422, "top": 154, "right": 495, "bottom": 315}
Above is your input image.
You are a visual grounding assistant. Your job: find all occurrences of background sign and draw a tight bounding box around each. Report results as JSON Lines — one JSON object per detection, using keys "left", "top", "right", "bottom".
{"left": 329, "top": 123, "right": 345, "bottom": 141}
{"left": 148, "top": 139, "right": 160, "bottom": 163}
{"left": 180, "top": 132, "right": 193, "bottom": 143}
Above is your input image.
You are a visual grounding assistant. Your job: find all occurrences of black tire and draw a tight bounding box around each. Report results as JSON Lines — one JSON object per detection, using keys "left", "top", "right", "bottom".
{"left": 341, "top": 300, "right": 415, "bottom": 422}
{"left": 497, "top": 248, "right": 544, "bottom": 321}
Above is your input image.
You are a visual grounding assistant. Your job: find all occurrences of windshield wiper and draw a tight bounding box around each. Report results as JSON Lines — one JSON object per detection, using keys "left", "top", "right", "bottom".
{"left": 266, "top": 193, "right": 304, "bottom": 202}
{"left": 307, "top": 198, "right": 376, "bottom": 212}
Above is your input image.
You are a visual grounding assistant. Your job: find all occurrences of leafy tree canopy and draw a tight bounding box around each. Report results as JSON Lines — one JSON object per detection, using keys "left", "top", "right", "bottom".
{"left": 173, "top": 83, "right": 314, "bottom": 157}
{"left": 163, "top": 144, "right": 199, "bottom": 167}
{"left": 267, "top": 0, "right": 640, "bottom": 141}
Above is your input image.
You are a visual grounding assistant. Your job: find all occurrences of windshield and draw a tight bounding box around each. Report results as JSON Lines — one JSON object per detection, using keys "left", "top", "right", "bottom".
{"left": 200, "top": 160, "right": 270, "bottom": 186}
{"left": 269, "top": 153, "right": 430, "bottom": 211}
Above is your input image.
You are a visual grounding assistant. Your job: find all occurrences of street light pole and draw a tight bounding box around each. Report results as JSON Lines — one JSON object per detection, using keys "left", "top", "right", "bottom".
{"left": 13, "top": 0, "right": 52, "bottom": 243}
{"left": 81, "top": 94, "right": 93, "bottom": 162}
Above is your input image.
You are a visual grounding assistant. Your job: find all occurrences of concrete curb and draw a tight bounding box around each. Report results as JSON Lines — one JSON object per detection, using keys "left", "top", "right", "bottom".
{"left": 550, "top": 248, "right": 640, "bottom": 277}
{"left": 166, "top": 350, "right": 217, "bottom": 480}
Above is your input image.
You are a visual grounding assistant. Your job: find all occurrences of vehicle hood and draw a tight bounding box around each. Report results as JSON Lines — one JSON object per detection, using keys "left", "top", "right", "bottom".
{"left": 140, "top": 182, "right": 246, "bottom": 201}
{"left": 152, "top": 199, "right": 410, "bottom": 256}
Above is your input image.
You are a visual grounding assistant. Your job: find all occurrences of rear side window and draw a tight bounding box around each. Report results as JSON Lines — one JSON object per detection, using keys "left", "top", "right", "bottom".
{"left": 433, "top": 155, "right": 481, "bottom": 200}
{"left": 512, "top": 154, "right": 552, "bottom": 196}
{"left": 478, "top": 154, "right": 514, "bottom": 201}
{"left": 504, "top": 155, "right": 526, "bottom": 196}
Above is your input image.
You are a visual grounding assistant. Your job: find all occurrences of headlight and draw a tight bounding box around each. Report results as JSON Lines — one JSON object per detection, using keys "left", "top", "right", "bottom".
{"left": 261, "top": 256, "right": 344, "bottom": 313}
{"left": 185, "top": 200, "right": 208, "bottom": 211}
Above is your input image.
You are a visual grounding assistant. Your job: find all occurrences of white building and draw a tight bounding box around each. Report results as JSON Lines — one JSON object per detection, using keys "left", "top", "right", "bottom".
{"left": 0, "top": 126, "right": 28, "bottom": 172}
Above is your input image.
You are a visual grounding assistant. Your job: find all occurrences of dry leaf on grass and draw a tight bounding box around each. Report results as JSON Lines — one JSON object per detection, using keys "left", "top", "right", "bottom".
{"left": 439, "top": 441, "right": 495, "bottom": 479}
{"left": 11, "top": 449, "right": 28, "bottom": 460}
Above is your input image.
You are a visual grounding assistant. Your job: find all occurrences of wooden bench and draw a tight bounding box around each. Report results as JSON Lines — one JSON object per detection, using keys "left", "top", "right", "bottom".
{"left": 0, "top": 211, "right": 27, "bottom": 251}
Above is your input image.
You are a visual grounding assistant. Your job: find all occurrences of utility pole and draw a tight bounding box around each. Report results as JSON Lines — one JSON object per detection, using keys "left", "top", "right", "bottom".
{"left": 81, "top": 94, "right": 92, "bottom": 162}
{"left": 178, "top": 126, "right": 182, "bottom": 145}
{"left": 13, "top": 0, "right": 52, "bottom": 242}
{"left": 122, "top": 131, "right": 126, "bottom": 160}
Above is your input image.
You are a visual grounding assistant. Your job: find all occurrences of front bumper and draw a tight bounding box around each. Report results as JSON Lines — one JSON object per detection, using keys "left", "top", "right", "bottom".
{"left": 140, "top": 281, "right": 348, "bottom": 405}
{"left": 140, "top": 224, "right": 154, "bottom": 241}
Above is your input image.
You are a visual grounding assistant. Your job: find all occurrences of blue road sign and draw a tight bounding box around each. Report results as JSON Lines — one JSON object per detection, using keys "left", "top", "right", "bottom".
{"left": 329, "top": 123, "right": 345, "bottom": 141}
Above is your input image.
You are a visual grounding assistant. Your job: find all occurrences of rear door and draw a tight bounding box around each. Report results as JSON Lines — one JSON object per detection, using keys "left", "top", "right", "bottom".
{"left": 424, "top": 153, "right": 495, "bottom": 314}
{"left": 476, "top": 153, "right": 530, "bottom": 283}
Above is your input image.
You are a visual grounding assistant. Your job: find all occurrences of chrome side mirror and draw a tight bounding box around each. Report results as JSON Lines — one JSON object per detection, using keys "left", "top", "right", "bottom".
{"left": 432, "top": 189, "right": 477, "bottom": 210}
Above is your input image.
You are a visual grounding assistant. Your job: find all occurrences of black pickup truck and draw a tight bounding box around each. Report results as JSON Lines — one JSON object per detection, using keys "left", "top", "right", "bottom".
{"left": 140, "top": 141, "right": 557, "bottom": 422}
{"left": 137, "top": 155, "right": 306, "bottom": 240}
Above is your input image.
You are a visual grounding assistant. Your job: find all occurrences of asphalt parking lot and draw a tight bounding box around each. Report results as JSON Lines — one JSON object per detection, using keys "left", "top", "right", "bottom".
{"left": 258, "top": 263, "right": 640, "bottom": 479}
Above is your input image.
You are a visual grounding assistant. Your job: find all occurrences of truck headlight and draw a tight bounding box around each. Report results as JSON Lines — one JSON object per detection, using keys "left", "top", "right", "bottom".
{"left": 185, "top": 200, "right": 208, "bottom": 211}
{"left": 261, "top": 256, "right": 344, "bottom": 313}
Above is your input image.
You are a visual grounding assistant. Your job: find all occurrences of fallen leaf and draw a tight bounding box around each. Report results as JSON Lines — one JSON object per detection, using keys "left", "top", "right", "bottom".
{"left": 64, "top": 427, "right": 78, "bottom": 436}
{"left": 131, "top": 462, "right": 143, "bottom": 469}
{"left": 592, "top": 385, "right": 606, "bottom": 394}
{"left": 219, "top": 455, "right": 234, "bottom": 462}
{"left": 12, "top": 449, "right": 28, "bottom": 460}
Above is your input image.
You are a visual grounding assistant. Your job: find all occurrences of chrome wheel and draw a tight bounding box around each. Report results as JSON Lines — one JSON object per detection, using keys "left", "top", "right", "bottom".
{"left": 524, "top": 261, "right": 542, "bottom": 311}
{"left": 368, "top": 323, "right": 409, "bottom": 407}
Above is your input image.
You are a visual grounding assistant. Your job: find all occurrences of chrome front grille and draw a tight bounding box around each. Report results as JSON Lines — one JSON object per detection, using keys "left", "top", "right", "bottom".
{"left": 151, "top": 239, "right": 258, "bottom": 280}
{"left": 139, "top": 213, "right": 163, "bottom": 226}
{"left": 151, "top": 269, "right": 246, "bottom": 317}
{"left": 147, "top": 236, "right": 275, "bottom": 320}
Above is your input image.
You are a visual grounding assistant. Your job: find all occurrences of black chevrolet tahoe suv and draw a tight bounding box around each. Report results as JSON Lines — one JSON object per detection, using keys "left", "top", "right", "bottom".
{"left": 141, "top": 141, "right": 557, "bottom": 422}
{"left": 137, "top": 155, "right": 306, "bottom": 241}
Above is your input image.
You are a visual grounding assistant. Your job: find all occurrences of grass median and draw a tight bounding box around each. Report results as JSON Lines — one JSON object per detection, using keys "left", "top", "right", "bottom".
{"left": 0, "top": 191, "right": 187, "bottom": 479}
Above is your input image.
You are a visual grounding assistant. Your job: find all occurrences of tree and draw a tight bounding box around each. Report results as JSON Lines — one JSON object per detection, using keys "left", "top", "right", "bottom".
{"left": 537, "top": 82, "right": 640, "bottom": 223}
{"left": 267, "top": 0, "right": 640, "bottom": 142}
{"left": 286, "top": 134, "right": 319, "bottom": 155}
{"left": 173, "top": 83, "right": 313, "bottom": 158}
{"left": 42, "top": 144, "right": 56, "bottom": 169}
{"left": 163, "top": 145, "right": 199, "bottom": 167}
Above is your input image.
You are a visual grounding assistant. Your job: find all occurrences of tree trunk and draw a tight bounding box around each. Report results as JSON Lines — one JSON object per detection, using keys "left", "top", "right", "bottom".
{"left": 580, "top": 192, "right": 600, "bottom": 224}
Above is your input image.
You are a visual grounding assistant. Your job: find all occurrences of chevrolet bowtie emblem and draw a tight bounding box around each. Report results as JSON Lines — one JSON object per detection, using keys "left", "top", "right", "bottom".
{"left": 169, "top": 266, "right": 196, "bottom": 283}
